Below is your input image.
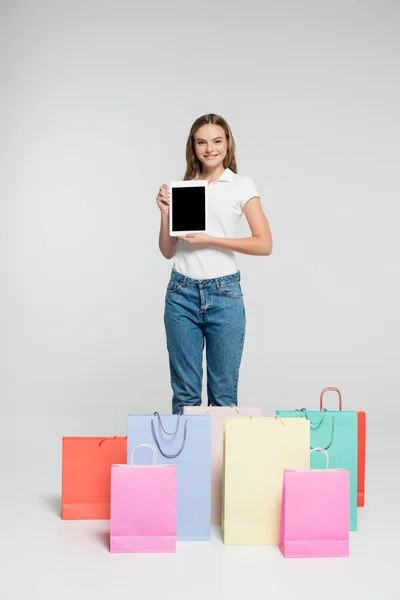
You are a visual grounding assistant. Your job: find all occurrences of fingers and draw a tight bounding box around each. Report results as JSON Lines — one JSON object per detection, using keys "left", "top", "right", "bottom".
{"left": 158, "top": 184, "right": 170, "bottom": 201}
{"left": 156, "top": 183, "right": 171, "bottom": 212}
{"left": 177, "top": 235, "right": 194, "bottom": 244}
{"left": 156, "top": 184, "right": 170, "bottom": 211}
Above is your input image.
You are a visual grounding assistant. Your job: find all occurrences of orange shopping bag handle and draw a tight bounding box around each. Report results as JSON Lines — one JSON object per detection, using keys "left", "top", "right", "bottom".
{"left": 98, "top": 436, "right": 127, "bottom": 446}
{"left": 320, "top": 387, "right": 342, "bottom": 411}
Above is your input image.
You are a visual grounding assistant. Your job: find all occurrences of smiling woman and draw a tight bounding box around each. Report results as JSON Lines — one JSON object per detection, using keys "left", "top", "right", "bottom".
{"left": 184, "top": 114, "right": 236, "bottom": 182}
{"left": 156, "top": 113, "right": 272, "bottom": 414}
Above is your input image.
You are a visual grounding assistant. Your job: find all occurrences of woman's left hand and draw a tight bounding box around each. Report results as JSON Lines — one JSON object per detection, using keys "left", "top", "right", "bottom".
{"left": 177, "top": 233, "right": 216, "bottom": 246}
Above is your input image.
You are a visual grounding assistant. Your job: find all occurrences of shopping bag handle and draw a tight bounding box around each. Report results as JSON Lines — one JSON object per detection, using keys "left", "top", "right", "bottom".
{"left": 320, "top": 387, "right": 342, "bottom": 411}
{"left": 300, "top": 407, "right": 327, "bottom": 427}
{"left": 153, "top": 411, "right": 183, "bottom": 435}
{"left": 310, "top": 447, "right": 330, "bottom": 469}
{"left": 151, "top": 416, "right": 187, "bottom": 459}
{"left": 309, "top": 416, "right": 336, "bottom": 450}
{"left": 98, "top": 436, "right": 127, "bottom": 446}
{"left": 130, "top": 443, "right": 157, "bottom": 466}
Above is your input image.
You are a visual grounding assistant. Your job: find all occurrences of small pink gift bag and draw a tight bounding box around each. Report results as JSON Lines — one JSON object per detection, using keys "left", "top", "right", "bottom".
{"left": 110, "top": 444, "right": 176, "bottom": 553}
{"left": 279, "top": 448, "right": 350, "bottom": 558}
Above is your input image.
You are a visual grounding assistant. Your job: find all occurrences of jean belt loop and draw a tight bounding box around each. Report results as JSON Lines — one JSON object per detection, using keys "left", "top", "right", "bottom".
{"left": 237, "top": 270, "right": 241, "bottom": 282}
{"left": 182, "top": 276, "right": 187, "bottom": 287}
{"left": 215, "top": 276, "right": 220, "bottom": 289}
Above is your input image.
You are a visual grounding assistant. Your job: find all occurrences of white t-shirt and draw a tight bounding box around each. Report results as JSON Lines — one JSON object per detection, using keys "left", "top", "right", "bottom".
{"left": 172, "top": 168, "right": 259, "bottom": 279}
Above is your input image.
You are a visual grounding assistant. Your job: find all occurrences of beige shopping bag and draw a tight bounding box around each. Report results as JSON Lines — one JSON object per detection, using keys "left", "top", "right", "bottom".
{"left": 183, "top": 405, "right": 263, "bottom": 524}
{"left": 222, "top": 417, "right": 310, "bottom": 545}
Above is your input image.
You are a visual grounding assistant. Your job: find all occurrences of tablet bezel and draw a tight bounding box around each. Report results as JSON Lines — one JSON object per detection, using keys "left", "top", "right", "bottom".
{"left": 169, "top": 179, "right": 208, "bottom": 236}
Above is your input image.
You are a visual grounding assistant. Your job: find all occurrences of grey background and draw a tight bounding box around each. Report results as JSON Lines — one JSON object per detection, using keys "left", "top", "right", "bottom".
{"left": 1, "top": 1, "right": 399, "bottom": 599}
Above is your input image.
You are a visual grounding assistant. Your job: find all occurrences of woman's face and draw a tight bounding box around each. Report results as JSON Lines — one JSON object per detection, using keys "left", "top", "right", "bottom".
{"left": 193, "top": 124, "right": 228, "bottom": 170}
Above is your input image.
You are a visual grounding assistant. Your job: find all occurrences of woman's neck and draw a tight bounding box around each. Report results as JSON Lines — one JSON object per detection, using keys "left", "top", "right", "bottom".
{"left": 196, "top": 165, "right": 225, "bottom": 183}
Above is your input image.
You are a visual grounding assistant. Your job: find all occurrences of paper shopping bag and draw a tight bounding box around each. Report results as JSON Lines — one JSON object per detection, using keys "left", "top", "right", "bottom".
{"left": 183, "top": 405, "right": 263, "bottom": 524}
{"left": 277, "top": 387, "right": 359, "bottom": 530}
{"left": 127, "top": 412, "right": 211, "bottom": 541}
{"left": 319, "top": 389, "right": 366, "bottom": 507}
{"left": 279, "top": 448, "right": 350, "bottom": 558}
{"left": 110, "top": 444, "right": 176, "bottom": 553}
{"left": 357, "top": 410, "right": 366, "bottom": 507}
{"left": 312, "top": 387, "right": 366, "bottom": 507}
{"left": 62, "top": 436, "right": 127, "bottom": 520}
{"left": 222, "top": 417, "right": 310, "bottom": 545}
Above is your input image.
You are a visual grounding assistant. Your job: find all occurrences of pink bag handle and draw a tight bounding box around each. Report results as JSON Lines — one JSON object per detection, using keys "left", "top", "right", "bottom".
{"left": 319, "top": 387, "right": 342, "bottom": 411}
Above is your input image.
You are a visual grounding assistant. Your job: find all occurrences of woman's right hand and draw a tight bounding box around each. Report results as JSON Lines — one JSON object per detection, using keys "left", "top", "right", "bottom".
{"left": 156, "top": 184, "right": 170, "bottom": 215}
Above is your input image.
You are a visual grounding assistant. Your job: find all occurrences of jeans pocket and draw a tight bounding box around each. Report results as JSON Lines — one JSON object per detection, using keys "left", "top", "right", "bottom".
{"left": 166, "top": 280, "right": 183, "bottom": 294}
{"left": 218, "top": 281, "right": 243, "bottom": 299}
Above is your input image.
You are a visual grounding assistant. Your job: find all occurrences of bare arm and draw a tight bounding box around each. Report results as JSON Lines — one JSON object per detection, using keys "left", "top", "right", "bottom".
{"left": 157, "top": 184, "right": 177, "bottom": 259}
{"left": 159, "top": 212, "right": 177, "bottom": 259}
{"left": 212, "top": 197, "right": 272, "bottom": 255}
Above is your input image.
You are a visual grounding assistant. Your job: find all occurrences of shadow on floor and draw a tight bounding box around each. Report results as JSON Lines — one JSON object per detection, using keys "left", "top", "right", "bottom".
{"left": 38, "top": 494, "right": 62, "bottom": 517}
{"left": 92, "top": 530, "right": 110, "bottom": 550}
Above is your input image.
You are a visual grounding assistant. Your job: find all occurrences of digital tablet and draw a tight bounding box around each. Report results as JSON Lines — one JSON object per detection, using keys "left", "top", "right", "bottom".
{"left": 169, "top": 179, "right": 208, "bottom": 236}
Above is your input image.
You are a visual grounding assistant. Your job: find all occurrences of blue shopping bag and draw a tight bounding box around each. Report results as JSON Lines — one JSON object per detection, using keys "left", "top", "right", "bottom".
{"left": 127, "top": 413, "right": 211, "bottom": 541}
{"left": 277, "top": 388, "right": 358, "bottom": 531}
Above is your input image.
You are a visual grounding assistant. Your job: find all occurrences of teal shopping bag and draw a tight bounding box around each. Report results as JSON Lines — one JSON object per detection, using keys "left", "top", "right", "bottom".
{"left": 277, "top": 387, "right": 358, "bottom": 531}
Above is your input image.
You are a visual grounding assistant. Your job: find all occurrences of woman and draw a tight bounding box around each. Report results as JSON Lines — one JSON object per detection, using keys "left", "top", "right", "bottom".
{"left": 156, "top": 113, "right": 272, "bottom": 414}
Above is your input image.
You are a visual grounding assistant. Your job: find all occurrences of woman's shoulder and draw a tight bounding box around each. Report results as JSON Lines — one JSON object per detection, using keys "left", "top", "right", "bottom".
{"left": 230, "top": 171, "right": 260, "bottom": 203}
{"left": 229, "top": 169, "right": 255, "bottom": 182}
{"left": 230, "top": 171, "right": 257, "bottom": 187}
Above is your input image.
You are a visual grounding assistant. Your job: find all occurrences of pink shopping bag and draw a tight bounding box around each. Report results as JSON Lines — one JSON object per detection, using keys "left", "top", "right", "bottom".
{"left": 279, "top": 448, "right": 350, "bottom": 558}
{"left": 110, "top": 444, "right": 176, "bottom": 553}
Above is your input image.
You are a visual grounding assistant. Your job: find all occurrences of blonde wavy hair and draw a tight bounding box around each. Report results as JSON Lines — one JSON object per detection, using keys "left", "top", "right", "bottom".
{"left": 184, "top": 113, "right": 237, "bottom": 180}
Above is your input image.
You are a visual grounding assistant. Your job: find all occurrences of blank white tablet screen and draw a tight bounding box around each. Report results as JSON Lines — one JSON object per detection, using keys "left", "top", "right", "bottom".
{"left": 171, "top": 186, "right": 206, "bottom": 232}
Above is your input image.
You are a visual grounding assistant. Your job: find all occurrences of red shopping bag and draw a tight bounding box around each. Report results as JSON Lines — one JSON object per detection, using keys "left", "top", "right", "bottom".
{"left": 62, "top": 436, "right": 127, "bottom": 520}
{"left": 356, "top": 411, "right": 366, "bottom": 507}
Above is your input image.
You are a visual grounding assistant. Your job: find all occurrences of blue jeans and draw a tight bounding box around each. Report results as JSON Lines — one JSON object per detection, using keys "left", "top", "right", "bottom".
{"left": 164, "top": 269, "right": 246, "bottom": 414}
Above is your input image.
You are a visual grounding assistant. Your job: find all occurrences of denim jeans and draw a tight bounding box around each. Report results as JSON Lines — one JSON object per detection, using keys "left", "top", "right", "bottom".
{"left": 164, "top": 269, "right": 246, "bottom": 414}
